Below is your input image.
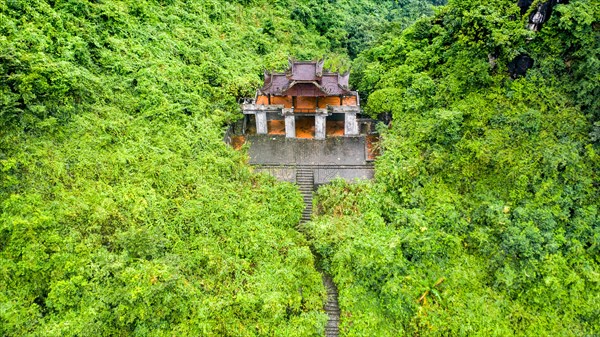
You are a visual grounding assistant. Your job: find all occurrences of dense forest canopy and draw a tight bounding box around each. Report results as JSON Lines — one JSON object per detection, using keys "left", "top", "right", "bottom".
{"left": 0, "top": 0, "right": 441, "bottom": 336}
{"left": 306, "top": 0, "right": 600, "bottom": 335}
{"left": 1, "top": 0, "right": 598, "bottom": 336}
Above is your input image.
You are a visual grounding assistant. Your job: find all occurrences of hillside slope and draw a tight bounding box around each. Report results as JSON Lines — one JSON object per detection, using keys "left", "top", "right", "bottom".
{"left": 0, "top": 0, "right": 444, "bottom": 336}
{"left": 305, "top": 0, "right": 600, "bottom": 335}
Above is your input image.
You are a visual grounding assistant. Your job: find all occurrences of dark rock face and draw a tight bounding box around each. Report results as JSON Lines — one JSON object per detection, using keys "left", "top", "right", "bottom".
{"left": 528, "top": 1, "right": 555, "bottom": 31}
{"left": 377, "top": 112, "right": 392, "bottom": 126}
{"left": 521, "top": 0, "right": 569, "bottom": 31}
{"left": 517, "top": 0, "right": 535, "bottom": 15}
{"left": 509, "top": 55, "right": 535, "bottom": 78}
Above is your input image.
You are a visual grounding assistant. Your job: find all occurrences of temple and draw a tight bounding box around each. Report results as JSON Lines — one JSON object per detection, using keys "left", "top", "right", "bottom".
{"left": 225, "top": 58, "right": 380, "bottom": 187}
{"left": 242, "top": 59, "right": 361, "bottom": 139}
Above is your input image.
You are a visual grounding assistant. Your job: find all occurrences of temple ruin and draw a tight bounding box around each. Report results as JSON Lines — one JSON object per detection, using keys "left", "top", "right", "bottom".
{"left": 225, "top": 59, "right": 380, "bottom": 187}
{"left": 242, "top": 59, "right": 361, "bottom": 139}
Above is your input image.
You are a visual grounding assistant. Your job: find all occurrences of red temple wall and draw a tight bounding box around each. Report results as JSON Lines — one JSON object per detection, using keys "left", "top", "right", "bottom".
{"left": 296, "top": 96, "right": 316, "bottom": 111}
{"left": 256, "top": 95, "right": 357, "bottom": 109}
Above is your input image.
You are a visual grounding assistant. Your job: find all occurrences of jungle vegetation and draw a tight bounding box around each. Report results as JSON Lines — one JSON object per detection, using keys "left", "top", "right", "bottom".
{"left": 305, "top": 0, "right": 600, "bottom": 335}
{"left": 1, "top": 0, "right": 598, "bottom": 336}
{"left": 0, "top": 0, "right": 440, "bottom": 336}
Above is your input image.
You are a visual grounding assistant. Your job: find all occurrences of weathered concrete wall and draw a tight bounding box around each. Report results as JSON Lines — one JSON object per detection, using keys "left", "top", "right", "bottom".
{"left": 256, "top": 111, "right": 267, "bottom": 134}
{"left": 254, "top": 166, "right": 297, "bottom": 183}
{"left": 284, "top": 109, "right": 296, "bottom": 138}
{"left": 248, "top": 134, "right": 374, "bottom": 184}
{"left": 247, "top": 136, "right": 368, "bottom": 166}
{"left": 315, "top": 114, "right": 326, "bottom": 140}
{"left": 254, "top": 165, "right": 374, "bottom": 185}
{"left": 314, "top": 167, "right": 373, "bottom": 184}
{"left": 345, "top": 112, "right": 359, "bottom": 135}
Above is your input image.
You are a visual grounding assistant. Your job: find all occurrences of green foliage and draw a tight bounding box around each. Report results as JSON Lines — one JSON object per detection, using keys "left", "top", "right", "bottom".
{"left": 306, "top": 0, "right": 600, "bottom": 335}
{"left": 0, "top": 110, "right": 331, "bottom": 335}
{"left": 0, "top": 0, "right": 449, "bottom": 334}
{"left": 288, "top": 0, "right": 444, "bottom": 59}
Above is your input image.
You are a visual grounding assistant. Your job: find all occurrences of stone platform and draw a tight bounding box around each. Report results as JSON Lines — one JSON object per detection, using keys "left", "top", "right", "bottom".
{"left": 247, "top": 135, "right": 369, "bottom": 166}
{"left": 245, "top": 135, "right": 374, "bottom": 185}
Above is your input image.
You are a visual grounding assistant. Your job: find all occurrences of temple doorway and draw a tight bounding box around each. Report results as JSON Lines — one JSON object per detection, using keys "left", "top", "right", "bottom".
{"left": 295, "top": 116, "right": 315, "bottom": 138}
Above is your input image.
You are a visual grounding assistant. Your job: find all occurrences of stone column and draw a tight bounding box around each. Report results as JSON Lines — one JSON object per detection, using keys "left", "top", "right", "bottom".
{"left": 315, "top": 108, "right": 327, "bottom": 140}
{"left": 283, "top": 108, "right": 295, "bottom": 138}
{"left": 345, "top": 111, "right": 359, "bottom": 136}
{"left": 256, "top": 111, "right": 268, "bottom": 135}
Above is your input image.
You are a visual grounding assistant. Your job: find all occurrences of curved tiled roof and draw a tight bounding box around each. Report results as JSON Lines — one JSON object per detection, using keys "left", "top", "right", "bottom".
{"left": 260, "top": 59, "right": 353, "bottom": 97}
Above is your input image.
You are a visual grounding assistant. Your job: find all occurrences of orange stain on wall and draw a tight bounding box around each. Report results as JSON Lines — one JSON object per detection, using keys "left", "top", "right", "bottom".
{"left": 256, "top": 95, "right": 357, "bottom": 109}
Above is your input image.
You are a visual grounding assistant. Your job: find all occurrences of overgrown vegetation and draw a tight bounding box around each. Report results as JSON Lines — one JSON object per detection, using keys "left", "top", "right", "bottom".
{"left": 305, "top": 0, "right": 600, "bottom": 335}
{"left": 3, "top": 0, "right": 596, "bottom": 336}
{"left": 0, "top": 0, "right": 441, "bottom": 335}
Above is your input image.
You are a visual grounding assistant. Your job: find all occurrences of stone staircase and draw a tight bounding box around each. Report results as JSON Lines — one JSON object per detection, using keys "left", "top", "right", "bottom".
{"left": 296, "top": 168, "right": 314, "bottom": 224}
{"left": 295, "top": 167, "right": 340, "bottom": 337}
{"left": 322, "top": 274, "right": 341, "bottom": 337}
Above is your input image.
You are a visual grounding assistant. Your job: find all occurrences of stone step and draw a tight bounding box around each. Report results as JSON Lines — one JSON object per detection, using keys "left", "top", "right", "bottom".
{"left": 298, "top": 168, "right": 340, "bottom": 337}
{"left": 321, "top": 272, "right": 340, "bottom": 337}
